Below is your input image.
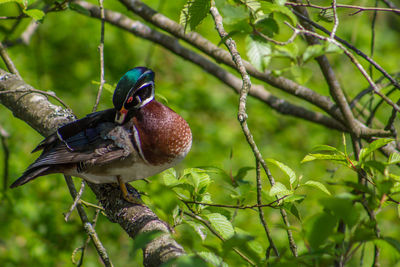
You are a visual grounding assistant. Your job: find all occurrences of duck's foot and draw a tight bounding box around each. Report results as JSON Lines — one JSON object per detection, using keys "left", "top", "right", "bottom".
{"left": 117, "top": 176, "right": 143, "bottom": 205}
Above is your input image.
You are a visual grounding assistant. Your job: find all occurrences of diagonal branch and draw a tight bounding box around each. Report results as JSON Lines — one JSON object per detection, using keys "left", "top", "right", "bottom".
{"left": 0, "top": 68, "right": 185, "bottom": 267}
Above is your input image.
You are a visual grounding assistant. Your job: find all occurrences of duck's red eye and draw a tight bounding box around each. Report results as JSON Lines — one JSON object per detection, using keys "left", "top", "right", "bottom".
{"left": 126, "top": 96, "right": 134, "bottom": 103}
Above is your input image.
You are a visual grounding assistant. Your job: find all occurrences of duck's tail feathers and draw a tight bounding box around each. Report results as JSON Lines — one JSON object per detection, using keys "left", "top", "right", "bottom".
{"left": 10, "top": 166, "right": 51, "bottom": 188}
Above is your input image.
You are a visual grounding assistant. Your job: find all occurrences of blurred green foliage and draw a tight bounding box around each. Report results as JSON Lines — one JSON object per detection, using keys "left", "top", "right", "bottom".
{"left": 1, "top": 0, "right": 400, "bottom": 266}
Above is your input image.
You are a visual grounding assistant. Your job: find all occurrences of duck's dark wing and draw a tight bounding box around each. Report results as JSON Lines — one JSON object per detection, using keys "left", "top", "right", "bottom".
{"left": 32, "top": 108, "right": 116, "bottom": 153}
{"left": 10, "top": 109, "right": 132, "bottom": 188}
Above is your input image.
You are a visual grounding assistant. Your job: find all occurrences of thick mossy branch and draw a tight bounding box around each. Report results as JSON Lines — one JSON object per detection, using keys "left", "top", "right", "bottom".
{"left": 0, "top": 68, "right": 184, "bottom": 267}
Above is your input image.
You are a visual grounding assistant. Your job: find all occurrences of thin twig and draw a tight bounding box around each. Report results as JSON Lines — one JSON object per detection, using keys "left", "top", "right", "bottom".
{"left": 0, "top": 42, "right": 21, "bottom": 78}
{"left": 331, "top": 0, "right": 339, "bottom": 38}
{"left": 210, "top": 2, "right": 298, "bottom": 257}
{"left": 64, "top": 180, "right": 86, "bottom": 221}
{"left": 286, "top": 2, "right": 400, "bottom": 14}
{"left": 183, "top": 211, "right": 256, "bottom": 266}
{"left": 256, "top": 160, "right": 279, "bottom": 258}
{"left": 183, "top": 195, "right": 288, "bottom": 210}
{"left": 286, "top": 23, "right": 400, "bottom": 114}
{"left": 0, "top": 125, "right": 10, "bottom": 192}
{"left": 291, "top": 9, "right": 400, "bottom": 90}
{"left": 92, "top": 0, "right": 106, "bottom": 112}
{"left": 64, "top": 175, "right": 113, "bottom": 267}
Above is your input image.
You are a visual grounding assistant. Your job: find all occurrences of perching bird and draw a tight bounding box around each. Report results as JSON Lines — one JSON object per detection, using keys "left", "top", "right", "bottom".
{"left": 10, "top": 67, "right": 192, "bottom": 203}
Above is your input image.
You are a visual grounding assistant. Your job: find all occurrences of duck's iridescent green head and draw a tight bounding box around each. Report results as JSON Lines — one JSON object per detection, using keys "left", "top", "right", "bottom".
{"left": 113, "top": 67, "right": 155, "bottom": 124}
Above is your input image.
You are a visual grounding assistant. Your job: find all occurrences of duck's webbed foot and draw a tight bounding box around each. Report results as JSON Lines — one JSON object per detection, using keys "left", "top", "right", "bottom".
{"left": 117, "top": 176, "right": 143, "bottom": 205}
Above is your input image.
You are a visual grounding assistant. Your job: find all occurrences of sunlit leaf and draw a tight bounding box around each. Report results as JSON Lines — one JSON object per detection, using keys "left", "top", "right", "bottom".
{"left": 304, "top": 180, "right": 331, "bottom": 195}
{"left": 205, "top": 213, "right": 235, "bottom": 239}
{"left": 301, "top": 153, "right": 347, "bottom": 164}
{"left": 291, "top": 65, "right": 312, "bottom": 84}
{"left": 266, "top": 158, "right": 296, "bottom": 185}
{"left": 269, "top": 182, "right": 292, "bottom": 197}
{"left": 23, "top": 9, "right": 45, "bottom": 21}
{"left": 388, "top": 152, "right": 400, "bottom": 165}
{"left": 245, "top": 34, "right": 271, "bottom": 71}
{"left": 198, "top": 251, "right": 228, "bottom": 267}
{"left": 359, "top": 138, "right": 394, "bottom": 162}
{"left": 260, "top": 2, "right": 297, "bottom": 25}
{"left": 180, "top": 0, "right": 210, "bottom": 32}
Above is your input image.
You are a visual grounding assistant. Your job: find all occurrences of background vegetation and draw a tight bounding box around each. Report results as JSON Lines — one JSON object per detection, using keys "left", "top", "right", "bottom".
{"left": 1, "top": 0, "right": 400, "bottom": 266}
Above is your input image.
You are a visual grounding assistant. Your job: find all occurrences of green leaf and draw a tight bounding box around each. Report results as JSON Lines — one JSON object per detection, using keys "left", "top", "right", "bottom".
{"left": 363, "top": 160, "right": 387, "bottom": 175}
{"left": 163, "top": 255, "right": 208, "bottom": 267}
{"left": 132, "top": 230, "right": 163, "bottom": 253}
{"left": 69, "top": 2, "right": 91, "bottom": 16}
{"left": 260, "top": 2, "right": 297, "bottom": 25}
{"left": 291, "top": 65, "right": 313, "bottom": 84}
{"left": 302, "top": 44, "right": 325, "bottom": 63}
{"left": 197, "top": 252, "right": 228, "bottom": 267}
{"left": 0, "top": 0, "right": 21, "bottom": 4}
{"left": 205, "top": 213, "right": 235, "bottom": 239}
{"left": 266, "top": 158, "right": 296, "bottom": 185}
{"left": 311, "top": 144, "right": 342, "bottom": 152}
{"left": 301, "top": 153, "right": 347, "bottom": 164}
{"left": 306, "top": 212, "right": 337, "bottom": 249}
{"left": 269, "top": 182, "right": 292, "bottom": 197}
{"left": 245, "top": 34, "right": 271, "bottom": 71}
{"left": 359, "top": 138, "right": 394, "bottom": 162}
{"left": 163, "top": 168, "right": 180, "bottom": 187}
{"left": 304, "top": 180, "right": 331, "bottom": 195}
{"left": 180, "top": 0, "right": 210, "bottom": 32}
{"left": 183, "top": 168, "right": 211, "bottom": 193}
{"left": 217, "top": 1, "right": 248, "bottom": 25}
{"left": 388, "top": 152, "right": 400, "bottom": 165}
{"left": 255, "top": 16, "right": 279, "bottom": 37}
{"left": 382, "top": 236, "right": 400, "bottom": 253}
{"left": 186, "top": 221, "right": 207, "bottom": 240}
{"left": 23, "top": 9, "right": 45, "bottom": 21}
{"left": 321, "top": 195, "right": 362, "bottom": 228}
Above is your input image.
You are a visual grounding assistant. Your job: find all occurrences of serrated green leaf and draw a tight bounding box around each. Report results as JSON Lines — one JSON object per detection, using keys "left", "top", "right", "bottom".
{"left": 184, "top": 168, "right": 211, "bottom": 193}
{"left": 359, "top": 138, "right": 394, "bottom": 162}
{"left": 163, "top": 168, "right": 179, "bottom": 187}
{"left": 269, "top": 182, "right": 292, "bottom": 197}
{"left": 245, "top": 34, "right": 271, "bottom": 71}
{"left": 301, "top": 153, "right": 347, "bottom": 164}
{"left": 325, "top": 42, "right": 342, "bottom": 54}
{"left": 388, "top": 152, "right": 400, "bottom": 165}
{"left": 23, "top": 9, "right": 45, "bottom": 21}
{"left": 205, "top": 213, "right": 235, "bottom": 239}
{"left": 284, "top": 194, "right": 306, "bottom": 203}
{"left": 304, "top": 180, "right": 331, "bottom": 195}
{"left": 180, "top": 0, "right": 210, "bottom": 32}
{"left": 290, "top": 203, "right": 301, "bottom": 221}
{"left": 266, "top": 158, "right": 296, "bottom": 185}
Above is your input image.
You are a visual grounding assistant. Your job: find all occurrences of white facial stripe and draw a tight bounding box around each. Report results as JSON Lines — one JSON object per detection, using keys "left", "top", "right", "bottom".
{"left": 132, "top": 125, "right": 148, "bottom": 163}
{"left": 133, "top": 81, "right": 155, "bottom": 108}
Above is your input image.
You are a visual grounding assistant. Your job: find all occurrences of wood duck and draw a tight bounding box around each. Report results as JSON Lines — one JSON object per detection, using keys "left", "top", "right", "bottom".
{"left": 10, "top": 67, "right": 192, "bottom": 203}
